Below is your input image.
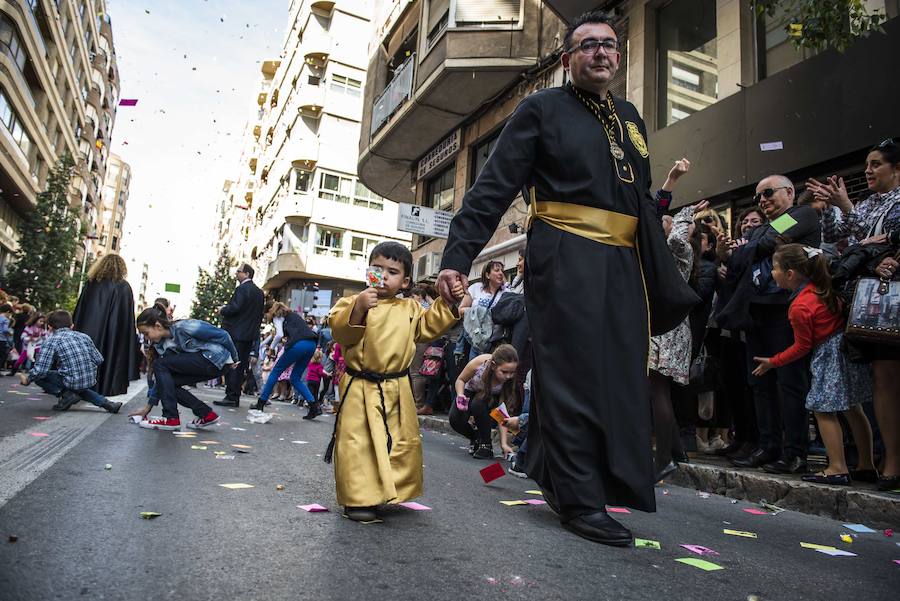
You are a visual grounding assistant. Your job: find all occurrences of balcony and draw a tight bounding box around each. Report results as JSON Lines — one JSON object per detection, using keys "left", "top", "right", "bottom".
{"left": 283, "top": 191, "right": 314, "bottom": 223}
{"left": 311, "top": 0, "right": 336, "bottom": 12}
{"left": 265, "top": 250, "right": 307, "bottom": 290}
{"left": 87, "top": 84, "right": 101, "bottom": 109}
{"left": 91, "top": 49, "right": 107, "bottom": 70}
{"left": 302, "top": 22, "right": 331, "bottom": 65}
{"left": 358, "top": 5, "right": 544, "bottom": 203}
{"left": 297, "top": 84, "right": 325, "bottom": 118}
{"left": 289, "top": 137, "right": 319, "bottom": 171}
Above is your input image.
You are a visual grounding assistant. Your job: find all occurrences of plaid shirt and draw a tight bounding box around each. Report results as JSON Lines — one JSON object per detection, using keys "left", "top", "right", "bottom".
{"left": 29, "top": 328, "right": 104, "bottom": 391}
{"left": 822, "top": 186, "right": 900, "bottom": 244}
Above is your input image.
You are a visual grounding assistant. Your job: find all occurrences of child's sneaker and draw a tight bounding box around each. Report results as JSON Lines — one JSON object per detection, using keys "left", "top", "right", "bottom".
{"left": 187, "top": 412, "right": 220, "bottom": 429}
{"left": 140, "top": 416, "right": 181, "bottom": 430}
{"left": 508, "top": 462, "right": 528, "bottom": 478}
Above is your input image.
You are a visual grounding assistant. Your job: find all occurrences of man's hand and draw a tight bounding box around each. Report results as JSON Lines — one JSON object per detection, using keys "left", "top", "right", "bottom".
{"left": 876, "top": 256, "right": 898, "bottom": 279}
{"left": 129, "top": 404, "right": 152, "bottom": 419}
{"left": 662, "top": 158, "right": 691, "bottom": 192}
{"left": 437, "top": 269, "right": 469, "bottom": 305}
{"left": 752, "top": 357, "right": 774, "bottom": 377}
{"left": 450, "top": 281, "right": 466, "bottom": 302}
{"left": 861, "top": 233, "right": 888, "bottom": 246}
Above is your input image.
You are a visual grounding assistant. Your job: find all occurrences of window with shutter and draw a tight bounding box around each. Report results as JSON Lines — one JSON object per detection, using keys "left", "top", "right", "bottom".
{"left": 454, "top": 0, "right": 521, "bottom": 25}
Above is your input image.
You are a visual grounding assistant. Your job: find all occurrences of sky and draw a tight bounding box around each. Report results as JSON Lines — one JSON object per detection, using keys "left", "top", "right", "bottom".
{"left": 107, "top": 0, "right": 286, "bottom": 316}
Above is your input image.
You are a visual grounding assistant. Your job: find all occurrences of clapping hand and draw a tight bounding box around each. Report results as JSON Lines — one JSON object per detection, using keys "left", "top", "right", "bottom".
{"left": 752, "top": 357, "right": 774, "bottom": 377}
{"left": 806, "top": 176, "right": 850, "bottom": 210}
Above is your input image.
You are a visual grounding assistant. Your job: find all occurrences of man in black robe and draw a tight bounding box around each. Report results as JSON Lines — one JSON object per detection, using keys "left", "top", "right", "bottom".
{"left": 214, "top": 263, "right": 264, "bottom": 408}
{"left": 437, "top": 11, "right": 696, "bottom": 546}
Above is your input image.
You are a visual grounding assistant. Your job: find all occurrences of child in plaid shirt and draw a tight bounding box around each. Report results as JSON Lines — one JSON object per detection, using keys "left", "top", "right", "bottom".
{"left": 20, "top": 310, "right": 121, "bottom": 413}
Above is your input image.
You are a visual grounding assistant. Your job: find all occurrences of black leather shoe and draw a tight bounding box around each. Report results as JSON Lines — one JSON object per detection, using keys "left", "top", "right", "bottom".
{"left": 562, "top": 511, "right": 633, "bottom": 547}
{"left": 303, "top": 402, "right": 322, "bottom": 420}
{"left": 763, "top": 456, "right": 808, "bottom": 474}
{"left": 213, "top": 400, "right": 239, "bottom": 408}
{"left": 343, "top": 506, "right": 378, "bottom": 522}
{"left": 801, "top": 472, "right": 850, "bottom": 485}
{"left": 716, "top": 440, "right": 744, "bottom": 457}
{"left": 472, "top": 443, "right": 494, "bottom": 459}
{"left": 730, "top": 448, "right": 778, "bottom": 468}
{"left": 655, "top": 461, "right": 678, "bottom": 483}
{"left": 673, "top": 449, "right": 690, "bottom": 464}
{"left": 876, "top": 474, "right": 900, "bottom": 492}
{"left": 56, "top": 390, "right": 81, "bottom": 411}
{"left": 252, "top": 400, "right": 266, "bottom": 412}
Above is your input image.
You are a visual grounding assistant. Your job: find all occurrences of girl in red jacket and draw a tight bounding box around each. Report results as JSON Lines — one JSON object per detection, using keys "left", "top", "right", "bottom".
{"left": 305, "top": 349, "right": 326, "bottom": 404}
{"left": 753, "top": 244, "right": 876, "bottom": 486}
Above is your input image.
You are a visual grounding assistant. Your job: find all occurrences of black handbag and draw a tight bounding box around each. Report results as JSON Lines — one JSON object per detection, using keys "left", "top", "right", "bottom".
{"left": 845, "top": 258, "right": 900, "bottom": 346}
{"left": 688, "top": 345, "right": 719, "bottom": 393}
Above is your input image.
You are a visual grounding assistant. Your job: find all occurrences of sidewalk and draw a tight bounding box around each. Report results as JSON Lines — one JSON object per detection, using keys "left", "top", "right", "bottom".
{"left": 417, "top": 412, "right": 900, "bottom": 529}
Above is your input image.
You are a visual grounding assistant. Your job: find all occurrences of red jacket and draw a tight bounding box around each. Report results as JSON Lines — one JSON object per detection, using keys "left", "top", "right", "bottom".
{"left": 770, "top": 283, "right": 843, "bottom": 367}
{"left": 305, "top": 362, "right": 326, "bottom": 382}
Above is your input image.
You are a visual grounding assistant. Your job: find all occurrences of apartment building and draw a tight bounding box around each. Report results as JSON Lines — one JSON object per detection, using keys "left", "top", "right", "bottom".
{"left": 0, "top": 1, "right": 121, "bottom": 273}
{"left": 359, "top": 0, "right": 900, "bottom": 280}
{"left": 90, "top": 150, "right": 128, "bottom": 257}
{"left": 217, "top": 0, "right": 412, "bottom": 316}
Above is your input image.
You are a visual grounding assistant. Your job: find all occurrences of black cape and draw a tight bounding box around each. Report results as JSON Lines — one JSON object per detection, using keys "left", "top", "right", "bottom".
{"left": 73, "top": 279, "right": 141, "bottom": 396}
{"left": 441, "top": 86, "right": 697, "bottom": 514}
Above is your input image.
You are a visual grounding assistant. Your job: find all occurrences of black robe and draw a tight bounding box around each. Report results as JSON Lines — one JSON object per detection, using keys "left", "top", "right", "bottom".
{"left": 441, "top": 85, "right": 697, "bottom": 514}
{"left": 73, "top": 279, "right": 141, "bottom": 396}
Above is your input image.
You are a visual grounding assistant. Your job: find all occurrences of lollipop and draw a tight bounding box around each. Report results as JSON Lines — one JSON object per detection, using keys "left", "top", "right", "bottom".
{"left": 365, "top": 266, "right": 385, "bottom": 288}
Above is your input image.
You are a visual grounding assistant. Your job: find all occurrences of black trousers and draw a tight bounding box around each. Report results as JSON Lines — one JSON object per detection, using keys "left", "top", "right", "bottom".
{"left": 449, "top": 394, "right": 493, "bottom": 444}
{"left": 224, "top": 340, "right": 253, "bottom": 403}
{"left": 154, "top": 352, "right": 223, "bottom": 419}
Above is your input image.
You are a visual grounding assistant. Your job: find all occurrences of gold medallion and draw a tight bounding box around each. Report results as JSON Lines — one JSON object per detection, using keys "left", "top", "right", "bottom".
{"left": 610, "top": 142, "right": 625, "bottom": 160}
{"left": 626, "top": 121, "right": 649, "bottom": 158}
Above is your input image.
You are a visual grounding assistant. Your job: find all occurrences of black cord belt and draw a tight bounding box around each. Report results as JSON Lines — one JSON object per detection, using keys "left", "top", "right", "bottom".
{"left": 323, "top": 367, "right": 410, "bottom": 464}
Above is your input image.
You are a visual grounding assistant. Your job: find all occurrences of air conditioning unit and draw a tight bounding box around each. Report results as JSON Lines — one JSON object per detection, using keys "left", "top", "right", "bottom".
{"left": 414, "top": 251, "right": 442, "bottom": 281}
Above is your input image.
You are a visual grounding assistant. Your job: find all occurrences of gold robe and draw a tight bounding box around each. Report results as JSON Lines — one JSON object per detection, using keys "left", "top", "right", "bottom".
{"left": 329, "top": 295, "right": 458, "bottom": 507}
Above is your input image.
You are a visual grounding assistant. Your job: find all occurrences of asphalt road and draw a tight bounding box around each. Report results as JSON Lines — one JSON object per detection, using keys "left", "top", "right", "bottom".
{"left": 0, "top": 383, "right": 897, "bottom": 601}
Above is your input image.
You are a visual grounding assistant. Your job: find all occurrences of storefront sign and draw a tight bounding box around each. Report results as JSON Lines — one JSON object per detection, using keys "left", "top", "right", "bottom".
{"left": 397, "top": 203, "right": 453, "bottom": 238}
{"left": 417, "top": 129, "right": 461, "bottom": 180}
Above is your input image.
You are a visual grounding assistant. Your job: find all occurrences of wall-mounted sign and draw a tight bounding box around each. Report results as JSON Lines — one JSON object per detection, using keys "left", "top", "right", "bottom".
{"left": 417, "top": 129, "right": 461, "bottom": 180}
{"left": 397, "top": 203, "right": 453, "bottom": 239}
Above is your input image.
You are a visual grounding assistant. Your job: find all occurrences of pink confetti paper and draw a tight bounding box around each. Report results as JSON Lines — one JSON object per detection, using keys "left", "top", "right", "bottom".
{"left": 32, "top": 416, "right": 50, "bottom": 421}
{"left": 607, "top": 507, "right": 631, "bottom": 514}
{"left": 523, "top": 499, "right": 547, "bottom": 505}
{"left": 29, "top": 432, "right": 49, "bottom": 437}
{"left": 398, "top": 502, "right": 431, "bottom": 511}
{"left": 297, "top": 504, "right": 328, "bottom": 512}
{"left": 743, "top": 508, "right": 771, "bottom": 515}
{"left": 680, "top": 544, "right": 719, "bottom": 556}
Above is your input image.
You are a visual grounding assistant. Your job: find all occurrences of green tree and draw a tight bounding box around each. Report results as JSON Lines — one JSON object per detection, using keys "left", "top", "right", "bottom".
{"left": 4, "top": 154, "right": 81, "bottom": 310}
{"left": 755, "top": 0, "right": 887, "bottom": 52}
{"left": 190, "top": 249, "right": 237, "bottom": 326}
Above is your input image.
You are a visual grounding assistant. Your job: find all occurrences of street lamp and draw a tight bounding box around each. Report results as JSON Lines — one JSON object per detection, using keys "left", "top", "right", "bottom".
{"left": 78, "top": 235, "right": 99, "bottom": 296}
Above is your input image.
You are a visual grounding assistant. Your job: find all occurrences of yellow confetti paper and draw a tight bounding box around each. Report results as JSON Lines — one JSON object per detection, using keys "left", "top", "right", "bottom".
{"left": 190, "top": 445, "right": 208, "bottom": 450}
{"left": 723, "top": 529, "right": 758, "bottom": 539}
{"left": 140, "top": 512, "right": 162, "bottom": 519}
{"left": 219, "top": 483, "right": 254, "bottom": 490}
{"left": 635, "top": 538, "right": 660, "bottom": 549}
{"left": 525, "top": 490, "right": 543, "bottom": 495}
{"left": 500, "top": 500, "right": 528, "bottom": 506}
{"left": 840, "top": 534, "right": 853, "bottom": 544}
{"left": 675, "top": 557, "right": 724, "bottom": 571}
{"left": 214, "top": 451, "right": 226, "bottom": 456}
{"left": 231, "top": 444, "right": 253, "bottom": 449}
{"left": 800, "top": 542, "right": 837, "bottom": 551}
{"left": 199, "top": 441, "right": 220, "bottom": 445}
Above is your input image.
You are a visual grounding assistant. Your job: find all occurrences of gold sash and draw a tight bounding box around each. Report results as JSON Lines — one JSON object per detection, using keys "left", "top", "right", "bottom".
{"left": 525, "top": 190, "right": 637, "bottom": 248}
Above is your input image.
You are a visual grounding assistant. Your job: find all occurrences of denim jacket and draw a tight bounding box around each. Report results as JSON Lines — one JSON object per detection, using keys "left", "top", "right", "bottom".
{"left": 155, "top": 319, "right": 238, "bottom": 370}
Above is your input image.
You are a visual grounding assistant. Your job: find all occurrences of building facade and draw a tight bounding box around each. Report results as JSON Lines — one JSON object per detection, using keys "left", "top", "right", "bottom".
{"left": 216, "top": 0, "right": 412, "bottom": 316}
{"left": 0, "top": 0, "right": 121, "bottom": 274}
{"left": 90, "top": 150, "right": 128, "bottom": 257}
{"left": 359, "top": 0, "right": 900, "bottom": 280}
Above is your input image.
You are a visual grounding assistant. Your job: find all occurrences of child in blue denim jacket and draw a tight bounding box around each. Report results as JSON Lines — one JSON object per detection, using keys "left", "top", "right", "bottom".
{"left": 130, "top": 303, "right": 239, "bottom": 430}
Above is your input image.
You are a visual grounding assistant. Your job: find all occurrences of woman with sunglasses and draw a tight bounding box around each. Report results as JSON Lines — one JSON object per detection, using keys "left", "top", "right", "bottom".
{"left": 809, "top": 138, "right": 900, "bottom": 491}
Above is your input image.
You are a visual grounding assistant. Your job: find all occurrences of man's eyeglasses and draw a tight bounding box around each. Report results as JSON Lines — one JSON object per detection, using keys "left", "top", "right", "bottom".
{"left": 567, "top": 38, "right": 620, "bottom": 55}
{"left": 754, "top": 186, "right": 790, "bottom": 204}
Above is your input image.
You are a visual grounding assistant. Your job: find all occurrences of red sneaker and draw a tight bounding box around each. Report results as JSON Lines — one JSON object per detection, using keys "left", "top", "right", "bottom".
{"left": 139, "top": 416, "right": 181, "bottom": 431}
{"left": 187, "top": 411, "right": 219, "bottom": 430}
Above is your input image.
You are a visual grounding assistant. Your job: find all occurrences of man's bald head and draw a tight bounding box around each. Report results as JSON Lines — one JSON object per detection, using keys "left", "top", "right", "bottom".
{"left": 755, "top": 174, "right": 795, "bottom": 219}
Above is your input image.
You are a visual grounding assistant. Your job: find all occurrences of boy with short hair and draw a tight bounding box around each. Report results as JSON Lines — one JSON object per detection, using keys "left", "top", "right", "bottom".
{"left": 19, "top": 310, "right": 120, "bottom": 413}
{"left": 326, "top": 242, "right": 464, "bottom": 522}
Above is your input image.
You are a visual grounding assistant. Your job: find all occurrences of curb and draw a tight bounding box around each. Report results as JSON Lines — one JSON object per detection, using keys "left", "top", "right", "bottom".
{"left": 418, "top": 414, "right": 899, "bottom": 529}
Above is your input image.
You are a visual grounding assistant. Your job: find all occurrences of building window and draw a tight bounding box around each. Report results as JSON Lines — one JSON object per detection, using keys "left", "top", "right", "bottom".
{"left": 99, "top": 234, "right": 107, "bottom": 246}
{"left": 111, "top": 236, "right": 118, "bottom": 250}
{"left": 0, "top": 16, "right": 28, "bottom": 73}
{"left": 758, "top": 6, "right": 820, "bottom": 79}
{"left": 329, "top": 74, "right": 361, "bottom": 97}
{"left": 350, "top": 236, "right": 379, "bottom": 262}
{"left": 294, "top": 168, "right": 311, "bottom": 192}
{"left": 470, "top": 133, "right": 499, "bottom": 185}
{"left": 308, "top": 75, "right": 321, "bottom": 86}
{"left": 318, "top": 172, "right": 352, "bottom": 203}
{"left": 315, "top": 227, "right": 343, "bottom": 257}
{"left": 657, "top": 0, "right": 718, "bottom": 127}
{"left": 353, "top": 182, "right": 383, "bottom": 210}
{"left": 425, "top": 163, "right": 455, "bottom": 212}
{"left": 454, "top": 0, "right": 521, "bottom": 27}
{"left": 427, "top": 0, "right": 449, "bottom": 46}
{"left": 0, "top": 88, "right": 33, "bottom": 160}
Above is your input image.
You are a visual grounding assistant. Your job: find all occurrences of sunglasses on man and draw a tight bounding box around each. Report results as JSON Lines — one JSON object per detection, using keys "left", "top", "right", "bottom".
{"left": 754, "top": 186, "right": 790, "bottom": 204}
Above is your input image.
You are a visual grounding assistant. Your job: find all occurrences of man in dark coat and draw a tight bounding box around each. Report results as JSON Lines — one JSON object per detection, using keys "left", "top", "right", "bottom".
{"left": 437, "top": 11, "right": 696, "bottom": 547}
{"left": 214, "top": 263, "right": 264, "bottom": 408}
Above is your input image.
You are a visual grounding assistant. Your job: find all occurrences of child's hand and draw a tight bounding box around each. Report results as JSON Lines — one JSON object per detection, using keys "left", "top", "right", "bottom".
{"left": 502, "top": 416, "right": 520, "bottom": 430}
{"left": 752, "top": 357, "right": 773, "bottom": 377}
{"left": 450, "top": 281, "right": 465, "bottom": 302}
{"left": 355, "top": 288, "right": 379, "bottom": 313}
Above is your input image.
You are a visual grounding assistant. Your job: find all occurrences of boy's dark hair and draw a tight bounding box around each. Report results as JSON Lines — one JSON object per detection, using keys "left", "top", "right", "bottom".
{"left": 241, "top": 263, "right": 255, "bottom": 279}
{"left": 47, "top": 310, "right": 73, "bottom": 329}
{"left": 0, "top": 303, "right": 11, "bottom": 313}
{"left": 369, "top": 241, "right": 413, "bottom": 279}
{"left": 153, "top": 297, "right": 170, "bottom": 308}
{"left": 564, "top": 10, "right": 616, "bottom": 51}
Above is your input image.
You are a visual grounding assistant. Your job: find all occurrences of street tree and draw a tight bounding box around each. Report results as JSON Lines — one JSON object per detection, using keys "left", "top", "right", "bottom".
{"left": 4, "top": 154, "right": 81, "bottom": 311}
{"left": 190, "top": 249, "right": 237, "bottom": 326}
{"left": 755, "top": 0, "right": 888, "bottom": 52}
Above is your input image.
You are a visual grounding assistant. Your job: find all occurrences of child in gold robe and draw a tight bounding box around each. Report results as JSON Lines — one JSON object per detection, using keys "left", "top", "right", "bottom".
{"left": 326, "top": 242, "right": 463, "bottom": 522}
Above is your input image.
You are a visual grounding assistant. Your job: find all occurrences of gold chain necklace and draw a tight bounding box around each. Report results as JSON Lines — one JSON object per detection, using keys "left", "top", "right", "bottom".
{"left": 570, "top": 85, "right": 625, "bottom": 160}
